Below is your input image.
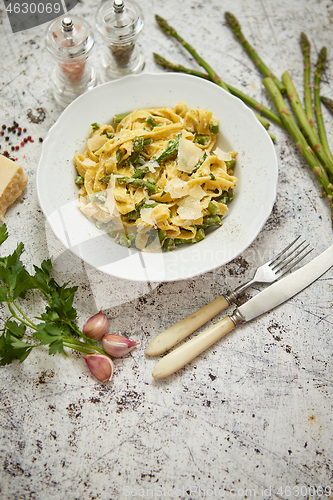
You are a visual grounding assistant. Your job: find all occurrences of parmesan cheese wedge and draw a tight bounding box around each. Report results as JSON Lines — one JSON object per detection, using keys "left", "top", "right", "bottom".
{"left": 0, "top": 156, "right": 28, "bottom": 221}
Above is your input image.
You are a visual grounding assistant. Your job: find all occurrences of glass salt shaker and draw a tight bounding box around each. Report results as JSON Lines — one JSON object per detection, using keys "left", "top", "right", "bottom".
{"left": 95, "top": 0, "right": 145, "bottom": 82}
{"left": 45, "top": 15, "right": 97, "bottom": 107}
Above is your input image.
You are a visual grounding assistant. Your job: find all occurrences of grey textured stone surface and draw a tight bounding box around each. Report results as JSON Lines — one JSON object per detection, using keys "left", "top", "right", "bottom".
{"left": 0, "top": 0, "right": 332, "bottom": 498}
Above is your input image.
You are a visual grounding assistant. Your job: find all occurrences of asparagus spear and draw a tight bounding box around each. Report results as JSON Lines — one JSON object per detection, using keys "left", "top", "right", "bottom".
{"left": 153, "top": 52, "right": 274, "bottom": 137}
{"left": 224, "top": 12, "right": 286, "bottom": 94}
{"left": 300, "top": 33, "right": 316, "bottom": 132}
{"left": 156, "top": 134, "right": 180, "bottom": 164}
{"left": 263, "top": 77, "right": 333, "bottom": 222}
{"left": 255, "top": 114, "right": 271, "bottom": 130}
{"left": 155, "top": 14, "right": 228, "bottom": 91}
{"left": 282, "top": 70, "right": 333, "bottom": 179}
{"left": 225, "top": 82, "right": 283, "bottom": 129}
{"left": 314, "top": 47, "right": 332, "bottom": 159}
{"left": 321, "top": 96, "right": 333, "bottom": 115}
{"left": 154, "top": 20, "right": 278, "bottom": 140}
{"left": 153, "top": 53, "right": 284, "bottom": 128}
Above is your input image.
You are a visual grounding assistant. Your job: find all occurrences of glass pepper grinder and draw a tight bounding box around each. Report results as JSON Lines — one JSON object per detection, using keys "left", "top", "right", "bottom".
{"left": 95, "top": 0, "right": 145, "bottom": 82}
{"left": 45, "top": 15, "right": 97, "bottom": 107}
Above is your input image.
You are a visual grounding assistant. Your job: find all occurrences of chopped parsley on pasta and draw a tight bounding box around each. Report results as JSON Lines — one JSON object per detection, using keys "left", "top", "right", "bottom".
{"left": 74, "top": 102, "right": 238, "bottom": 252}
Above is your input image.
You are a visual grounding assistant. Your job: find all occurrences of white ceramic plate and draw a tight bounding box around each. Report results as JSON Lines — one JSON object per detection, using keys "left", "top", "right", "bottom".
{"left": 37, "top": 73, "right": 278, "bottom": 282}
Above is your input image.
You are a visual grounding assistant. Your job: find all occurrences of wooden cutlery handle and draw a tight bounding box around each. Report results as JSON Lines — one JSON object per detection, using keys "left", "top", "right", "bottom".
{"left": 152, "top": 316, "right": 236, "bottom": 379}
{"left": 145, "top": 295, "right": 229, "bottom": 356}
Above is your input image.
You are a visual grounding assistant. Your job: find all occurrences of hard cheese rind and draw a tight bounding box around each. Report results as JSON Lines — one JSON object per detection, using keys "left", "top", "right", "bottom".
{"left": 0, "top": 156, "right": 28, "bottom": 220}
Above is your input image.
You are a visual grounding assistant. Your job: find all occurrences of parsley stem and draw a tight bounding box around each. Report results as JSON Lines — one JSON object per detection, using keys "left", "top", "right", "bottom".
{"left": 7, "top": 301, "right": 37, "bottom": 331}
{"left": 63, "top": 340, "right": 107, "bottom": 356}
{"left": 63, "top": 320, "right": 83, "bottom": 337}
{"left": 63, "top": 342, "right": 94, "bottom": 354}
{"left": 11, "top": 299, "right": 37, "bottom": 330}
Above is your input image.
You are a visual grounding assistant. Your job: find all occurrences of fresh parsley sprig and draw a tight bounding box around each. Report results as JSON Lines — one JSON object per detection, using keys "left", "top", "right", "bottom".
{"left": 0, "top": 224, "right": 107, "bottom": 366}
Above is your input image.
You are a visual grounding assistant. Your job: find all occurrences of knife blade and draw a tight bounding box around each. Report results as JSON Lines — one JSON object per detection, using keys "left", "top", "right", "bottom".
{"left": 152, "top": 244, "right": 333, "bottom": 379}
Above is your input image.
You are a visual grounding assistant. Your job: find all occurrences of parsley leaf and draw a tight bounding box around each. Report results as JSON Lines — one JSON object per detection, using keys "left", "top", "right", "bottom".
{"left": 0, "top": 332, "right": 32, "bottom": 365}
{"left": 0, "top": 224, "right": 8, "bottom": 245}
{"left": 0, "top": 224, "right": 109, "bottom": 367}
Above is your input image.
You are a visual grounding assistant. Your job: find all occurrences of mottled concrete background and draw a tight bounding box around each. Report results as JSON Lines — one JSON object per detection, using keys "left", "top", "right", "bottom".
{"left": 0, "top": 0, "right": 332, "bottom": 499}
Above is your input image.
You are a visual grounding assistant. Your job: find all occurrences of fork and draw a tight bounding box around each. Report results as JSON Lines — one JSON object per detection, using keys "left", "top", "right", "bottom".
{"left": 145, "top": 236, "right": 312, "bottom": 356}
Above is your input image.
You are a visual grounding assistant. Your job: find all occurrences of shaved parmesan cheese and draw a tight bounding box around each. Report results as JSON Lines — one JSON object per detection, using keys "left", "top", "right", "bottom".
{"left": 142, "top": 198, "right": 154, "bottom": 205}
{"left": 213, "top": 147, "right": 232, "bottom": 162}
{"left": 177, "top": 196, "right": 202, "bottom": 220}
{"left": 78, "top": 200, "right": 99, "bottom": 218}
{"left": 135, "top": 230, "right": 149, "bottom": 251}
{"left": 188, "top": 184, "right": 206, "bottom": 200}
{"left": 165, "top": 177, "right": 190, "bottom": 198}
{"left": 140, "top": 207, "right": 156, "bottom": 227}
{"left": 87, "top": 134, "right": 108, "bottom": 152}
{"left": 140, "top": 204, "right": 170, "bottom": 227}
{"left": 82, "top": 158, "right": 97, "bottom": 168}
{"left": 177, "top": 137, "right": 202, "bottom": 173}
{"left": 104, "top": 175, "right": 119, "bottom": 216}
{"left": 145, "top": 160, "right": 159, "bottom": 173}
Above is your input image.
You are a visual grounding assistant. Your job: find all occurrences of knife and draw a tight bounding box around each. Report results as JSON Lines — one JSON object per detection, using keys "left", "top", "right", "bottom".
{"left": 146, "top": 237, "right": 310, "bottom": 356}
{"left": 151, "top": 244, "right": 333, "bottom": 379}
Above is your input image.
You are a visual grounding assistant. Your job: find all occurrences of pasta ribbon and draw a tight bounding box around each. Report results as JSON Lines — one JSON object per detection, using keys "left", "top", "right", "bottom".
{"left": 73, "top": 103, "right": 238, "bottom": 252}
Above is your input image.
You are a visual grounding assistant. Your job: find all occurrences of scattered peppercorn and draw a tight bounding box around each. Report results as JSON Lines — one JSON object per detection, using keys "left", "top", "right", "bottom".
{"left": 39, "top": 137, "right": 43, "bottom": 142}
{"left": 0, "top": 120, "right": 35, "bottom": 158}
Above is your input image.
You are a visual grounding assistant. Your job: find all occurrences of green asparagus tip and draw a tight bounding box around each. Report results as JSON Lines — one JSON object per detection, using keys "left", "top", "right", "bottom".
{"left": 321, "top": 96, "right": 333, "bottom": 115}
{"left": 224, "top": 11, "right": 239, "bottom": 29}
{"left": 300, "top": 32, "right": 309, "bottom": 43}
{"left": 155, "top": 14, "right": 176, "bottom": 38}
{"left": 300, "top": 32, "right": 310, "bottom": 54}
{"left": 318, "top": 46, "right": 327, "bottom": 64}
{"left": 155, "top": 14, "right": 166, "bottom": 28}
{"left": 153, "top": 52, "right": 168, "bottom": 66}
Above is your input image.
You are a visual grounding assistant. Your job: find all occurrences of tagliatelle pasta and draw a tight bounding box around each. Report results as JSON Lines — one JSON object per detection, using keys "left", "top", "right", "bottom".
{"left": 73, "top": 102, "right": 238, "bottom": 252}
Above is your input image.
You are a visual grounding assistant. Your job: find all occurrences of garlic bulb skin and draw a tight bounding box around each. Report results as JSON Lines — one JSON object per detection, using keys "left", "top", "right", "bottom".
{"left": 102, "top": 334, "right": 139, "bottom": 357}
{"left": 84, "top": 354, "right": 114, "bottom": 382}
{"left": 83, "top": 311, "right": 109, "bottom": 340}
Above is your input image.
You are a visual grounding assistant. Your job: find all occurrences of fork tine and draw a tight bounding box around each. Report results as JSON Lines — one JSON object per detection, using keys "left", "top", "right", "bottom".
{"left": 279, "top": 248, "right": 313, "bottom": 275}
{"left": 268, "top": 235, "right": 301, "bottom": 265}
{"left": 274, "top": 245, "right": 313, "bottom": 276}
{"left": 271, "top": 240, "right": 309, "bottom": 270}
